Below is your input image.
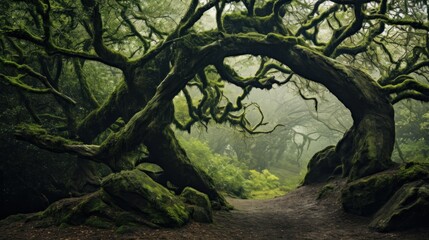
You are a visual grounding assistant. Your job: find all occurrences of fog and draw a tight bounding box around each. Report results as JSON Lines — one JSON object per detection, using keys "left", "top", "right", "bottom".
{"left": 174, "top": 58, "right": 352, "bottom": 198}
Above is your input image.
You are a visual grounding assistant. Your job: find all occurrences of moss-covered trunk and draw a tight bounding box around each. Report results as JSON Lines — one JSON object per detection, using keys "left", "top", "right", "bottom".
{"left": 145, "top": 126, "right": 227, "bottom": 206}
{"left": 15, "top": 33, "right": 396, "bottom": 212}
{"left": 336, "top": 112, "right": 394, "bottom": 180}
{"left": 73, "top": 49, "right": 226, "bottom": 205}
{"left": 274, "top": 44, "right": 395, "bottom": 180}
{"left": 91, "top": 34, "right": 396, "bottom": 182}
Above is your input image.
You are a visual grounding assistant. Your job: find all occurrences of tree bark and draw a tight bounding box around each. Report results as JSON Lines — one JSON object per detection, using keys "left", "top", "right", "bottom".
{"left": 279, "top": 45, "right": 395, "bottom": 180}
{"left": 74, "top": 48, "right": 227, "bottom": 204}
{"left": 92, "top": 33, "right": 394, "bottom": 181}
{"left": 145, "top": 126, "right": 228, "bottom": 206}
{"left": 17, "top": 33, "right": 395, "bottom": 192}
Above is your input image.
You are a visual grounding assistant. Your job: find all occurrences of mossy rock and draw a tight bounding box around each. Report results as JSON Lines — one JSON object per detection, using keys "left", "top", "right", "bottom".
{"left": 23, "top": 169, "right": 190, "bottom": 229}
{"left": 137, "top": 163, "right": 164, "bottom": 174}
{"left": 369, "top": 180, "right": 429, "bottom": 232}
{"left": 102, "top": 169, "right": 189, "bottom": 227}
{"left": 180, "top": 187, "right": 213, "bottom": 223}
{"left": 29, "top": 190, "right": 157, "bottom": 229}
{"left": 137, "top": 163, "right": 166, "bottom": 184}
{"left": 303, "top": 146, "right": 341, "bottom": 185}
{"left": 341, "top": 162, "right": 429, "bottom": 216}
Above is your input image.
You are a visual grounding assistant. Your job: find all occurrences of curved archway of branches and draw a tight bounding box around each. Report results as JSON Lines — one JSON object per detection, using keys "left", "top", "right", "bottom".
{"left": 3, "top": 0, "right": 429, "bottom": 205}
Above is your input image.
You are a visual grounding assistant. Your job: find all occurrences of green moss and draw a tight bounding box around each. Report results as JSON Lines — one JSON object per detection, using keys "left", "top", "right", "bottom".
{"left": 342, "top": 114, "right": 395, "bottom": 181}
{"left": 342, "top": 171, "right": 398, "bottom": 216}
{"left": 398, "top": 162, "right": 429, "bottom": 180}
{"left": 16, "top": 123, "right": 47, "bottom": 135}
{"left": 223, "top": 13, "right": 275, "bottom": 34}
{"left": 342, "top": 162, "right": 429, "bottom": 216}
{"left": 24, "top": 180, "right": 186, "bottom": 230}
{"left": 137, "top": 162, "right": 165, "bottom": 182}
{"left": 180, "top": 187, "right": 213, "bottom": 223}
{"left": 264, "top": 33, "right": 305, "bottom": 46}
{"left": 34, "top": 191, "right": 108, "bottom": 226}
{"left": 14, "top": 123, "right": 85, "bottom": 153}
{"left": 180, "top": 187, "right": 211, "bottom": 209}
{"left": 137, "top": 163, "right": 164, "bottom": 174}
{"left": 102, "top": 169, "right": 189, "bottom": 227}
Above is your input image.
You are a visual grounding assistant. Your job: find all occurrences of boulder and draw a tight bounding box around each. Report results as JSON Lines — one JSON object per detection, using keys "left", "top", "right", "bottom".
{"left": 102, "top": 169, "right": 189, "bottom": 227}
{"left": 370, "top": 181, "right": 429, "bottom": 232}
{"left": 180, "top": 187, "right": 213, "bottom": 223}
{"left": 137, "top": 162, "right": 166, "bottom": 184}
{"left": 341, "top": 162, "right": 429, "bottom": 216}
{"left": 23, "top": 168, "right": 190, "bottom": 229}
{"left": 29, "top": 190, "right": 158, "bottom": 229}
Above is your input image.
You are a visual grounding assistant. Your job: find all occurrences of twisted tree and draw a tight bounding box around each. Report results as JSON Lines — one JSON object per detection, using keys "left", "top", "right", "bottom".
{"left": 1, "top": 0, "right": 429, "bottom": 227}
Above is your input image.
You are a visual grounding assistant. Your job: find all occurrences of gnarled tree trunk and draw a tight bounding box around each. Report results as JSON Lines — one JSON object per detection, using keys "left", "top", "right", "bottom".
{"left": 280, "top": 45, "right": 395, "bottom": 180}
{"left": 73, "top": 49, "right": 227, "bottom": 205}
{"left": 145, "top": 126, "right": 227, "bottom": 206}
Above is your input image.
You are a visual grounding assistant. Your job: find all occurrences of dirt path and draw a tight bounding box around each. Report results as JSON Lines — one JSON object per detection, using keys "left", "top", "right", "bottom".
{"left": 1, "top": 180, "right": 428, "bottom": 239}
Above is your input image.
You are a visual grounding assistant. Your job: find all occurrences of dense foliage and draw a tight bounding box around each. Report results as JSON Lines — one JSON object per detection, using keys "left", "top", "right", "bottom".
{"left": 179, "top": 135, "right": 292, "bottom": 198}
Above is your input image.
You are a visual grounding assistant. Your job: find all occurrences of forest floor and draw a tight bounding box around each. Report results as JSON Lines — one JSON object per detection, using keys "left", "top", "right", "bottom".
{"left": 1, "top": 179, "right": 428, "bottom": 240}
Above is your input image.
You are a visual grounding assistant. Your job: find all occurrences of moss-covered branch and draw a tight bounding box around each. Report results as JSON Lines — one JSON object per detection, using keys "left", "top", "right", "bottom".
{"left": 14, "top": 124, "right": 100, "bottom": 159}
{"left": 173, "top": 87, "right": 199, "bottom": 132}
{"left": 215, "top": 62, "right": 288, "bottom": 90}
{"left": 0, "top": 73, "right": 51, "bottom": 94}
{"left": 76, "top": 82, "right": 133, "bottom": 143}
{"left": 391, "top": 91, "right": 429, "bottom": 104}
{"left": 383, "top": 79, "right": 429, "bottom": 104}
{"left": 15, "top": 31, "right": 396, "bottom": 182}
